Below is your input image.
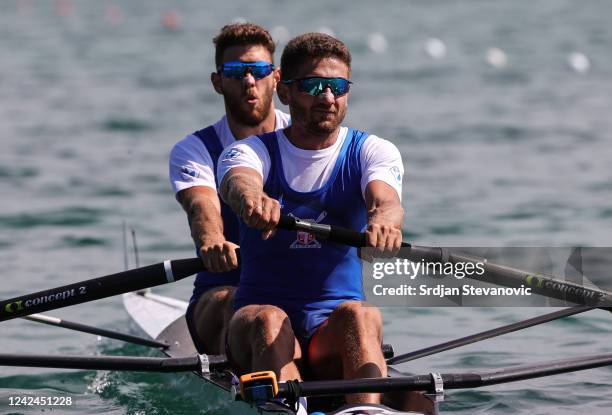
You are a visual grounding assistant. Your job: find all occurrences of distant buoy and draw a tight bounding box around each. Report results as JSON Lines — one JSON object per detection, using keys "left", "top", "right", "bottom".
{"left": 367, "top": 32, "right": 388, "bottom": 53}
{"left": 105, "top": 5, "right": 123, "bottom": 25}
{"left": 55, "top": 0, "right": 73, "bottom": 17}
{"left": 317, "top": 26, "right": 335, "bottom": 37}
{"left": 17, "top": 0, "right": 32, "bottom": 13}
{"left": 162, "top": 10, "right": 181, "bottom": 30}
{"left": 424, "top": 38, "right": 447, "bottom": 59}
{"left": 485, "top": 48, "right": 508, "bottom": 68}
{"left": 271, "top": 26, "right": 290, "bottom": 44}
{"left": 567, "top": 52, "right": 590, "bottom": 74}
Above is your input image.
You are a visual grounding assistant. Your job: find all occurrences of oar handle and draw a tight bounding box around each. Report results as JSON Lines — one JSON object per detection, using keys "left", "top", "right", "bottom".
{"left": 278, "top": 215, "right": 379, "bottom": 248}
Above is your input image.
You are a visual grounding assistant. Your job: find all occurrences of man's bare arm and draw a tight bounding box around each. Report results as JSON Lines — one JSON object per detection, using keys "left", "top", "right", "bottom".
{"left": 177, "top": 186, "right": 223, "bottom": 244}
{"left": 176, "top": 186, "right": 238, "bottom": 272}
{"left": 364, "top": 180, "right": 404, "bottom": 257}
{"left": 219, "top": 167, "right": 280, "bottom": 239}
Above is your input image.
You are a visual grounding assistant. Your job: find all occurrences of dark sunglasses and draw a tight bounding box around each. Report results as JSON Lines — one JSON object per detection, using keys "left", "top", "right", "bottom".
{"left": 218, "top": 61, "right": 275, "bottom": 80}
{"left": 282, "top": 77, "right": 352, "bottom": 97}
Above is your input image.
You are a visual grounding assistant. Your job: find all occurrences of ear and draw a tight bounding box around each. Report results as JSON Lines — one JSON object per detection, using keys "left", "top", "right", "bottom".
{"left": 277, "top": 81, "right": 290, "bottom": 105}
{"left": 276, "top": 70, "right": 290, "bottom": 105}
{"left": 211, "top": 72, "right": 223, "bottom": 95}
{"left": 272, "top": 68, "right": 280, "bottom": 91}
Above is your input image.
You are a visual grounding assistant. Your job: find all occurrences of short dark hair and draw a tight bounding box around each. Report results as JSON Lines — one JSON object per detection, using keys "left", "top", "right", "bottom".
{"left": 280, "top": 33, "right": 351, "bottom": 81}
{"left": 213, "top": 23, "right": 275, "bottom": 69}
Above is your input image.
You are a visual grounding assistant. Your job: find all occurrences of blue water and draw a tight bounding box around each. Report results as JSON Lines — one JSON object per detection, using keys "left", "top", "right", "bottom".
{"left": 1, "top": 0, "right": 611, "bottom": 413}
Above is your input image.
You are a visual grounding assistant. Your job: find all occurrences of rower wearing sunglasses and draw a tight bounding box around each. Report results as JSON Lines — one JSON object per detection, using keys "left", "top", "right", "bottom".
{"left": 169, "top": 23, "right": 290, "bottom": 356}
{"left": 218, "top": 33, "right": 404, "bottom": 406}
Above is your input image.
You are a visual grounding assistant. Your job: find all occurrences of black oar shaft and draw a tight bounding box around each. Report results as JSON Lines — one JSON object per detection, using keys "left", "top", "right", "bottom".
{"left": 24, "top": 314, "right": 168, "bottom": 349}
{"left": 387, "top": 306, "right": 594, "bottom": 365}
{"left": 0, "top": 354, "right": 201, "bottom": 372}
{"left": 479, "top": 353, "right": 612, "bottom": 386}
{"left": 275, "top": 352, "right": 612, "bottom": 398}
{"left": 405, "top": 247, "right": 612, "bottom": 307}
{"left": 0, "top": 258, "right": 203, "bottom": 322}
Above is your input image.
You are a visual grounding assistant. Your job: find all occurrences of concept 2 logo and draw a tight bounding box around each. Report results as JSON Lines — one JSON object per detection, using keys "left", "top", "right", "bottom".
{"left": 523, "top": 274, "right": 604, "bottom": 302}
{"left": 4, "top": 301, "right": 24, "bottom": 313}
{"left": 3, "top": 287, "right": 86, "bottom": 315}
{"left": 524, "top": 275, "right": 545, "bottom": 288}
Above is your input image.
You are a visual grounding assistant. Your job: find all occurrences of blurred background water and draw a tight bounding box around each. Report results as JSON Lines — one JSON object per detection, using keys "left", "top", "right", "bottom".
{"left": 1, "top": 0, "right": 611, "bottom": 413}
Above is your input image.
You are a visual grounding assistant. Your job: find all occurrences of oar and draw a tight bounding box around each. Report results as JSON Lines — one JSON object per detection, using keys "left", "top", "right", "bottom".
{"left": 0, "top": 353, "right": 227, "bottom": 372}
{"left": 387, "top": 305, "right": 595, "bottom": 365}
{"left": 275, "top": 352, "right": 612, "bottom": 398}
{"left": 276, "top": 215, "right": 612, "bottom": 308}
{"left": 23, "top": 314, "right": 168, "bottom": 349}
{"left": 0, "top": 258, "right": 204, "bottom": 322}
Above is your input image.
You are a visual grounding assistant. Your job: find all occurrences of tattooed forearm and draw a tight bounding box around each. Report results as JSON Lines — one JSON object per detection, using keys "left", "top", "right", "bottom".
{"left": 177, "top": 187, "right": 224, "bottom": 247}
{"left": 220, "top": 168, "right": 265, "bottom": 216}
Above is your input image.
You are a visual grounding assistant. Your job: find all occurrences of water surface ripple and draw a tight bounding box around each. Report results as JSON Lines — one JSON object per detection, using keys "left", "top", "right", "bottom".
{"left": 1, "top": 0, "right": 611, "bottom": 414}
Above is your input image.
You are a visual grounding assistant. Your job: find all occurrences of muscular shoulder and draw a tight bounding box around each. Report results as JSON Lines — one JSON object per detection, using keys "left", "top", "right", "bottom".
{"left": 170, "top": 133, "right": 209, "bottom": 162}
{"left": 359, "top": 134, "right": 404, "bottom": 200}
{"left": 361, "top": 135, "right": 402, "bottom": 164}
{"left": 217, "top": 134, "right": 273, "bottom": 185}
{"left": 169, "top": 133, "right": 216, "bottom": 193}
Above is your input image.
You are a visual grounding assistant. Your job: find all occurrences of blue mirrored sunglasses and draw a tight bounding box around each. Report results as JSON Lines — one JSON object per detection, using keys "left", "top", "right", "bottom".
{"left": 218, "top": 61, "right": 275, "bottom": 80}
{"left": 282, "top": 77, "right": 352, "bottom": 97}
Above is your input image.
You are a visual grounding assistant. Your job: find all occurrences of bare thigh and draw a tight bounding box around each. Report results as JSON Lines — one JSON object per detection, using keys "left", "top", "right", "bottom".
{"left": 192, "top": 286, "right": 235, "bottom": 354}
{"left": 227, "top": 304, "right": 303, "bottom": 375}
{"left": 308, "top": 301, "right": 384, "bottom": 379}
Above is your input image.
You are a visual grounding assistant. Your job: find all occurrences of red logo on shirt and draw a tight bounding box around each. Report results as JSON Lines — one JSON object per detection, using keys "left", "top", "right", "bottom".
{"left": 289, "top": 211, "right": 326, "bottom": 249}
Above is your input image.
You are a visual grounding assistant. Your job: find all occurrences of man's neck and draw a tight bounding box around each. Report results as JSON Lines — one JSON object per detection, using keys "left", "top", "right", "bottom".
{"left": 283, "top": 124, "right": 340, "bottom": 150}
{"left": 226, "top": 106, "right": 277, "bottom": 140}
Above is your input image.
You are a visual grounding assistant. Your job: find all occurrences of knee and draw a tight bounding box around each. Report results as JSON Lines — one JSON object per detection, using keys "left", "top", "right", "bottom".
{"left": 228, "top": 304, "right": 260, "bottom": 335}
{"left": 335, "top": 301, "right": 383, "bottom": 331}
{"left": 198, "top": 286, "right": 235, "bottom": 311}
{"left": 336, "top": 301, "right": 382, "bottom": 325}
{"left": 252, "top": 306, "right": 292, "bottom": 335}
{"left": 209, "top": 286, "right": 235, "bottom": 304}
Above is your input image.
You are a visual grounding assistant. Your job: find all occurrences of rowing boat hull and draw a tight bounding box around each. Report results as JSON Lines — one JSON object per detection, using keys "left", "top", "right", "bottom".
{"left": 123, "top": 291, "right": 433, "bottom": 415}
